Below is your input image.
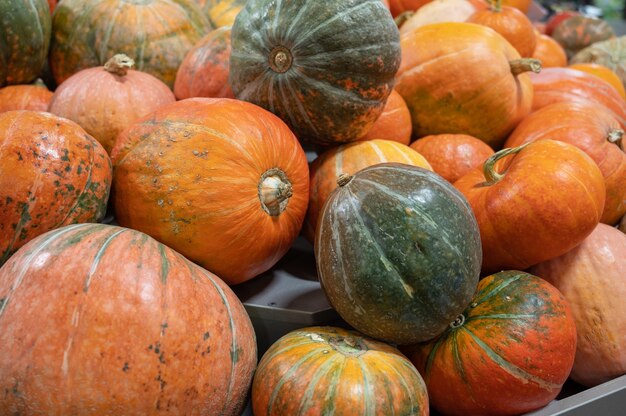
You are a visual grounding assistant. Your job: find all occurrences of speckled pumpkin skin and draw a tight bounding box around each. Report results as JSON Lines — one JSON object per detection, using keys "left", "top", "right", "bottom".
{"left": 0, "top": 83, "right": 53, "bottom": 112}
{"left": 403, "top": 271, "right": 577, "bottom": 416}
{"left": 252, "top": 326, "right": 429, "bottom": 416}
{"left": 0, "top": 223, "right": 256, "bottom": 415}
{"left": 0, "top": 111, "right": 111, "bottom": 266}
{"left": 0, "top": 0, "right": 51, "bottom": 86}
{"left": 50, "top": 0, "right": 211, "bottom": 89}
{"left": 229, "top": 0, "right": 401, "bottom": 146}
{"left": 315, "top": 163, "right": 482, "bottom": 345}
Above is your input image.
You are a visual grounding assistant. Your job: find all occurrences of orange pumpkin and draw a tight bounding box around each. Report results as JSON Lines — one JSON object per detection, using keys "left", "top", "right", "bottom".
{"left": 505, "top": 101, "right": 626, "bottom": 225}
{"left": 358, "top": 90, "right": 412, "bottom": 144}
{"left": 501, "top": 0, "right": 531, "bottom": 13}
{"left": 531, "top": 223, "right": 626, "bottom": 387}
{"left": 389, "top": 0, "right": 433, "bottom": 16}
{"left": 111, "top": 98, "right": 309, "bottom": 285}
{"left": 399, "top": 0, "right": 485, "bottom": 35}
{"left": 410, "top": 134, "right": 494, "bottom": 183}
{"left": 193, "top": 0, "right": 246, "bottom": 27}
{"left": 396, "top": 22, "right": 537, "bottom": 149}
{"left": 569, "top": 63, "right": 626, "bottom": 99}
{"left": 467, "top": 0, "right": 536, "bottom": 57}
{"left": 48, "top": 54, "right": 175, "bottom": 154}
{"left": 0, "top": 223, "right": 256, "bottom": 415}
{"left": 0, "top": 81, "right": 53, "bottom": 112}
{"left": 454, "top": 140, "right": 605, "bottom": 274}
{"left": 0, "top": 111, "right": 111, "bottom": 266}
{"left": 304, "top": 139, "right": 431, "bottom": 242}
{"left": 532, "top": 33, "right": 568, "bottom": 68}
{"left": 174, "top": 26, "right": 234, "bottom": 100}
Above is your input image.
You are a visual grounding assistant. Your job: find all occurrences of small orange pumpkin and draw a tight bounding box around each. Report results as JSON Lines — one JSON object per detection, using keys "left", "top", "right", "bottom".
{"left": 358, "top": 90, "right": 412, "bottom": 144}
{"left": 532, "top": 33, "right": 568, "bottom": 68}
{"left": 0, "top": 81, "right": 53, "bottom": 112}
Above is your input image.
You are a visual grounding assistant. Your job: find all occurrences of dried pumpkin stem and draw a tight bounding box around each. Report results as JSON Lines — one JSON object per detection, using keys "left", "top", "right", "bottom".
{"left": 509, "top": 58, "right": 542, "bottom": 76}
{"left": 329, "top": 336, "right": 367, "bottom": 356}
{"left": 104, "top": 54, "right": 135, "bottom": 76}
{"left": 259, "top": 168, "right": 292, "bottom": 216}
{"left": 269, "top": 46, "right": 293, "bottom": 73}
{"left": 450, "top": 314, "right": 466, "bottom": 328}
{"left": 337, "top": 173, "right": 353, "bottom": 187}
{"left": 483, "top": 142, "right": 531, "bottom": 185}
{"left": 491, "top": 0, "right": 503, "bottom": 12}
{"left": 608, "top": 129, "right": 624, "bottom": 150}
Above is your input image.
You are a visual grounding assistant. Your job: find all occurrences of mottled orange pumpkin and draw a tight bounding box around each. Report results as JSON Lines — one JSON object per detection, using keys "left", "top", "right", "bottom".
{"left": 532, "top": 33, "right": 568, "bottom": 68}
{"left": 174, "top": 26, "right": 234, "bottom": 100}
{"left": 454, "top": 140, "right": 605, "bottom": 274}
{"left": 0, "top": 111, "right": 111, "bottom": 266}
{"left": 112, "top": 98, "right": 309, "bottom": 285}
{"left": 48, "top": 54, "right": 175, "bottom": 154}
{"left": 0, "top": 81, "right": 53, "bottom": 112}
{"left": 0, "top": 223, "right": 256, "bottom": 415}
{"left": 304, "top": 139, "right": 432, "bottom": 242}
{"left": 552, "top": 15, "right": 615, "bottom": 58}
{"left": 358, "top": 90, "right": 412, "bottom": 144}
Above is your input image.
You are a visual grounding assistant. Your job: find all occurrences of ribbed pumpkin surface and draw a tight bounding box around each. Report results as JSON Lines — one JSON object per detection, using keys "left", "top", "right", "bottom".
{"left": 0, "top": 83, "right": 53, "bottom": 112}
{"left": 315, "top": 163, "right": 481, "bottom": 345}
{"left": 112, "top": 98, "right": 309, "bottom": 285}
{"left": 0, "top": 223, "right": 256, "bottom": 415}
{"left": 229, "top": 0, "right": 401, "bottom": 146}
{"left": 0, "top": 0, "right": 51, "bottom": 86}
{"left": 0, "top": 111, "right": 111, "bottom": 266}
{"left": 571, "top": 35, "right": 626, "bottom": 90}
{"left": 50, "top": 0, "right": 211, "bottom": 88}
{"left": 252, "top": 326, "right": 429, "bottom": 416}
{"left": 194, "top": 0, "right": 247, "bottom": 27}
{"left": 403, "top": 271, "right": 577, "bottom": 416}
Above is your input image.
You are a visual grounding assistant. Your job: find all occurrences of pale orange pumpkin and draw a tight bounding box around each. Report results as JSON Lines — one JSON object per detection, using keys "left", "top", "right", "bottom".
{"left": 359, "top": 90, "right": 412, "bottom": 144}
{"left": 532, "top": 33, "right": 568, "bottom": 68}
{"left": 0, "top": 81, "right": 53, "bottom": 112}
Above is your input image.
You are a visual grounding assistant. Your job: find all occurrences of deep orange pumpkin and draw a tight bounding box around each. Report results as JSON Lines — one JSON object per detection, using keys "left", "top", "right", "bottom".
{"left": 403, "top": 270, "right": 577, "bottom": 416}
{"left": 530, "top": 67, "right": 626, "bottom": 130}
{"left": 0, "top": 111, "right": 111, "bottom": 266}
{"left": 454, "top": 139, "right": 605, "bottom": 274}
{"left": 531, "top": 223, "right": 626, "bottom": 387}
{"left": 111, "top": 98, "right": 309, "bottom": 285}
{"left": 396, "top": 22, "right": 537, "bottom": 149}
{"left": 252, "top": 326, "right": 429, "bottom": 415}
{"left": 467, "top": 0, "right": 537, "bottom": 57}
{"left": 193, "top": 0, "right": 246, "bottom": 27}
{"left": 50, "top": 0, "right": 212, "bottom": 88}
{"left": 0, "top": 223, "right": 256, "bottom": 415}
{"left": 569, "top": 63, "right": 626, "bottom": 99}
{"left": 174, "top": 26, "right": 234, "bottom": 100}
{"left": 304, "top": 139, "right": 432, "bottom": 242}
{"left": 505, "top": 101, "right": 626, "bottom": 225}
{"left": 358, "top": 90, "right": 412, "bottom": 144}
{"left": 532, "top": 33, "right": 568, "bottom": 68}
{"left": 409, "top": 134, "right": 495, "bottom": 183}
{"left": 0, "top": 81, "right": 53, "bottom": 112}
{"left": 48, "top": 54, "right": 175, "bottom": 154}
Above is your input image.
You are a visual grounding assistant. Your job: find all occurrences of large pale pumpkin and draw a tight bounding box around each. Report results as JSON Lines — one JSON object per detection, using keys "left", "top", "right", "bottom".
{"left": 50, "top": 0, "right": 212, "bottom": 89}
{"left": 0, "top": 111, "right": 111, "bottom": 266}
{"left": 229, "top": 0, "right": 401, "bottom": 146}
{"left": 531, "top": 224, "right": 626, "bottom": 387}
{"left": 571, "top": 36, "right": 626, "bottom": 90}
{"left": 316, "top": 163, "right": 481, "bottom": 345}
{"left": 252, "top": 326, "right": 429, "bottom": 415}
{"left": 396, "top": 22, "right": 538, "bottom": 149}
{"left": 111, "top": 98, "right": 309, "bottom": 285}
{"left": 0, "top": 0, "right": 51, "bottom": 86}
{"left": 0, "top": 223, "right": 256, "bottom": 415}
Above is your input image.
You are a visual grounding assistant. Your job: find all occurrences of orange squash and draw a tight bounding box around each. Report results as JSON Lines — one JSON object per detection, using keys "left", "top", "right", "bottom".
{"left": 396, "top": 22, "right": 537, "bottom": 149}
{"left": 0, "top": 81, "right": 53, "bottom": 112}
{"left": 454, "top": 140, "right": 605, "bottom": 274}
{"left": 389, "top": 0, "right": 433, "bottom": 16}
{"left": 569, "top": 63, "right": 626, "bottom": 99}
{"left": 304, "top": 139, "right": 431, "bottom": 242}
{"left": 532, "top": 33, "right": 568, "bottom": 68}
{"left": 358, "top": 90, "right": 412, "bottom": 144}
{"left": 0, "top": 111, "right": 111, "bottom": 266}
{"left": 531, "top": 224, "right": 626, "bottom": 387}
{"left": 193, "top": 0, "right": 246, "bottom": 27}
{"left": 410, "top": 134, "right": 494, "bottom": 183}
{"left": 505, "top": 101, "right": 626, "bottom": 225}
{"left": 111, "top": 98, "right": 309, "bottom": 285}
{"left": 399, "top": 0, "right": 485, "bottom": 35}
{"left": 48, "top": 54, "right": 175, "bottom": 154}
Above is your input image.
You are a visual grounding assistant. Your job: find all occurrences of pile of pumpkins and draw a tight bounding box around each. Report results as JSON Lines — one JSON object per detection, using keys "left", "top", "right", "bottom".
{"left": 1, "top": 0, "right": 625, "bottom": 415}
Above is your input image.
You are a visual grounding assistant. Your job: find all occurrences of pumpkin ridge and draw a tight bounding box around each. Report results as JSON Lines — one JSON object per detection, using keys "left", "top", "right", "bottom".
{"left": 367, "top": 141, "right": 389, "bottom": 162}
{"left": 423, "top": 333, "right": 446, "bottom": 383}
{"left": 298, "top": 42, "right": 401, "bottom": 66}
{"left": 83, "top": 228, "right": 127, "bottom": 292}
{"left": 28, "top": 0, "right": 47, "bottom": 65}
{"left": 157, "top": 243, "right": 169, "bottom": 285}
{"left": 380, "top": 357, "right": 420, "bottom": 410}
{"left": 1, "top": 199, "right": 30, "bottom": 264}
{"left": 472, "top": 272, "right": 524, "bottom": 305}
{"left": 278, "top": 79, "right": 316, "bottom": 133}
{"left": 468, "top": 313, "right": 536, "bottom": 322}
{"left": 295, "top": 354, "right": 341, "bottom": 415}
{"left": 461, "top": 326, "right": 562, "bottom": 390}
{"left": 296, "top": 70, "right": 388, "bottom": 106}
{"left": 99, "top": 6, "right": 122, "bottom": 62}
{"left": 357, "top": 357, "right": 376, "bottom": 414}
{"left": 558, "top": 162, "right": 605, "bottom": 221}
{"left": 452, "top": 329, "right": 470, "bottom": 387}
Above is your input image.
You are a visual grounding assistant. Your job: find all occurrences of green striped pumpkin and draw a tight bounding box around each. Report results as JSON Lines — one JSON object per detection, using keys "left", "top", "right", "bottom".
{"left": 0, "top": 223, "right": 256, "bottom": 415}
{"left": 252, "top": 326, "right": 429, "bottom": 415}
{"left": 315, "top": 163, "right": 482, "bottom": 345}
{"left": 0, "top": 0, "right": 51, "bottom": 86}
{"left": 229, "top": 0, "right": 401, "bottom": 146}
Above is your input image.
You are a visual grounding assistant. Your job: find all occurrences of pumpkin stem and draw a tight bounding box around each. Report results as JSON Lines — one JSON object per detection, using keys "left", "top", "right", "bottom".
{"left": 32, "top": 78, "right": 47, "bottom": 88}
{"left": 608, "top": 129, "right": 624, "bottom": 150}
{"left": 329, "top": 336, "right": 367, "bottom": 356}
{"left": 489, "top": 0, "right": 503, "bottom": 12}
{"left": 509, "top": 58, "right": 542, "bottom": 76}
{"left": 259, "top": 168, "right": 292, "bottom": 216}
{"left": 104, "top": 54, "right": 135, "bottom": 76}
{"left": 394, "top": 10, "right": 414, "bottom": 28}
{"left": 483, "top": 142, "right": 531, "bottom": 185}
{"left": 450, "top": 314, "right": 466, "bottom": 328}
{"left": 269, "top": 46, "right": 293, "bottom": 73}
{"left": 337, "top": 173, "right": 353, "bottom": 187}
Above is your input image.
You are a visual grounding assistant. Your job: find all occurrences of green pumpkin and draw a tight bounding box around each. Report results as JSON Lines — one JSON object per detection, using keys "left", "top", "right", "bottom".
{"left": 0, "top": 0, "right": 51, "bottom": 86}
{"left": 229, "top": 0, "right": 400, "bottom": 147}
{"left": 315, "top": 163, "right": 482, "bottom": 345}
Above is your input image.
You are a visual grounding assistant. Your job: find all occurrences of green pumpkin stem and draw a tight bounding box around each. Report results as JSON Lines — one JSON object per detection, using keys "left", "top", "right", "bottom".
{"left": 394, "top": 11, "right": 414, "bottom": 28}
{"left": 509, "top": 58, "right": 542, "bottom": 76}
{"left": 483, "top": 142, "right": 531, "bottom": 185}
{"left": 608, "top": 129, "right": 624, "bottom": 151}
{"left": 104, "top": 54, "right": 135, "bottom": 76}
